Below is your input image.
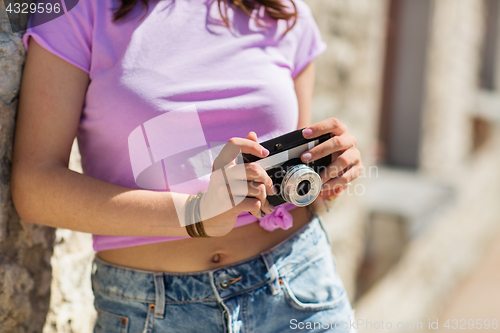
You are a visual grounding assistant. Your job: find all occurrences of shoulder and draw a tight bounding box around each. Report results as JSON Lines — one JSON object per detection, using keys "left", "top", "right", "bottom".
{"left": 22, "top": 0, "right": 113, "bottom": 73}
{"left": 62, "top": 0, "right": 114, "bottom": 24}
{"left": 286, "top": 0, "right": 320, "bottom": 35}
{"left": 280, "top": 0, "right": 322, "bottom": 43}
{"left": 291, "top": 0, "right": 316, "bottom": 20}
{"left": 293, "top": 0, "right": 314, "bottom": 15}
{"left": 25, "top": 0, "right": 130, "bottom": 37}
{"left": 56, "top": 0, "right": 97, "bottom": 18}
{"left": 26, "top": 0, "right": 97, "bottom": 29}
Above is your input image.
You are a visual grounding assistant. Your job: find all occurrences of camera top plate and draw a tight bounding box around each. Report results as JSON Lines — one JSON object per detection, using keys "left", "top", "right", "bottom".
{"left": 241, "top": 128, "right": 331, "bottom": 165}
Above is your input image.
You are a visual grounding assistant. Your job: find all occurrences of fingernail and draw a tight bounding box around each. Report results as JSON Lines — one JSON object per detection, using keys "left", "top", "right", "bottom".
{"left": 302, "top": 153, "right": 312, "bottom": 162}
{"left": 261, "top": 211, "right": 266, "bottom": 217}
{"left": 269, "top": 204, "right": 275, "bottom": 212}
{"left": 262, "top": 148, "right": 270, "bottom": 157}
{"left": 342, "top": 184, "right": 349, "bottom": 190}
{"left": 271, "top": 185, "right": 279, "bottom": 195}
{"left": 335, "top": 187, "right": 344, "bottom": 195}
{"left": 303, "top": 128, "right": 313, "bottom": 137}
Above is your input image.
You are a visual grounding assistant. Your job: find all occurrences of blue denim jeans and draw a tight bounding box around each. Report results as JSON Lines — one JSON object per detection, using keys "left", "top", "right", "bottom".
{"left": 91, "top": 215, "right": 355, "bottom": 332}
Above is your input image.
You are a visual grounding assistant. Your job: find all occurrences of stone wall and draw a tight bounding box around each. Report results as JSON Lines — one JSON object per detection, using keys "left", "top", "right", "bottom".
{"left": 420, "top": 0, "right": 484, "bottom": 174}
{"left": 307, "top": 0, "right": 388, "bottom": 301}
{"left": 0, "top": 2, "right": 55, "bottom": 331}
{"left": 42, "top": 142, "right": 96, "bottom": 333}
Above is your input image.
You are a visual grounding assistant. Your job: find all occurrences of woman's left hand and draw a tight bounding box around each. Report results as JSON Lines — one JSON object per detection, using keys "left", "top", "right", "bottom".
{"left": 300, "top": 118, "right": 363, "bottom": 199}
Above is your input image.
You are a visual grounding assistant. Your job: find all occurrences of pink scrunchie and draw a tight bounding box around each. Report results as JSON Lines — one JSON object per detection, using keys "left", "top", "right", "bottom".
{"left": 259, "top": 205, "right": 294, "bottom": 231}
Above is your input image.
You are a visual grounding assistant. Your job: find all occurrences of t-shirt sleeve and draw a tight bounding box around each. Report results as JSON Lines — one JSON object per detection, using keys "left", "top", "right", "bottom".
{"left": 22, "top": 0, "right": 93, "bottom": 73}
{"left": 290, "top": 1, "right": 327, "bottom": 78}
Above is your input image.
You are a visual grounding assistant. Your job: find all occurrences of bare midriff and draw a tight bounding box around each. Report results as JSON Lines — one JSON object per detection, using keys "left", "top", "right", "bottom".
{"left": 96, "top": 206, "right": 311, "bottom": 272}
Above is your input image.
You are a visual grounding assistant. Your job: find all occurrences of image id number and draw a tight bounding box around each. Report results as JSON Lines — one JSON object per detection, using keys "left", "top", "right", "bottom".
{"left": 444, "top": 319, "right": 498, "bottom": 330}
{"left": 6, "top": 2, "right": 61, "bottom": 14}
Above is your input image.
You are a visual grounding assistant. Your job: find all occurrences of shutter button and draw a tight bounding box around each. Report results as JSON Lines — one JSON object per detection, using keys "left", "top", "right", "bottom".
{"left": 218, "top": 274, "right": 230, "bottom": 290}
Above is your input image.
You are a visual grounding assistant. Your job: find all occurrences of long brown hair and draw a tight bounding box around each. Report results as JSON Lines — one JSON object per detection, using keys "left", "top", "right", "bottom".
{"left": 113, "top": 0, "right": 297, "bottom": 34}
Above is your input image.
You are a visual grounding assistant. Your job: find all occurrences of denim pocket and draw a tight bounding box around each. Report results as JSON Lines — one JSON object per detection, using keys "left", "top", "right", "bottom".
{"left": 94, "top": 307, "right": 129, "bottom": 333}
{"left": 280, "top": 247, "right": 347, "bottom": 312}
{"left": 93, "top": 289, "right": 154, "bottom": 333}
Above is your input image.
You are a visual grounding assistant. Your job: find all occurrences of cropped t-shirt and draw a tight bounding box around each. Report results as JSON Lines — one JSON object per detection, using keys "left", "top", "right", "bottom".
{"left": 22, "top": 0, "right": 327, "bottom": 252}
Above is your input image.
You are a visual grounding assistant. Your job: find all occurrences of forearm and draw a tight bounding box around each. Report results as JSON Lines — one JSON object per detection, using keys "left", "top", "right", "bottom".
{"left": 12, "top": 164, "right": 191, "bottom": 237}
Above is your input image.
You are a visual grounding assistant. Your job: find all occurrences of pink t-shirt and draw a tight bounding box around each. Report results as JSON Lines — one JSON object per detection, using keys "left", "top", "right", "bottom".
{"left": 22, "top": 0, "right": 327, "bottom": 252}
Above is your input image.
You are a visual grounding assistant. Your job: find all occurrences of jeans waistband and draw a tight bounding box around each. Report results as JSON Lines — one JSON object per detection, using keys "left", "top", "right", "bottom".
{"left": 91, "top": 215, "right": 330, "bottom": 317}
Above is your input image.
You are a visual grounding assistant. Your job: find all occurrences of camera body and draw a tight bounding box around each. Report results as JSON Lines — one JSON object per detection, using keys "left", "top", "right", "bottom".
{"left": 242, "top": 129, "right": 332, "bottom": 207}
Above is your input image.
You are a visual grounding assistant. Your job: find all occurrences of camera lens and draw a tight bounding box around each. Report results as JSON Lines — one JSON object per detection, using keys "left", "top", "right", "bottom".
{"left": 280, "top": 165, "right": 321, "bottom": 207}
{"left": 297, "top": 180, "right": 311, "bottom": 196}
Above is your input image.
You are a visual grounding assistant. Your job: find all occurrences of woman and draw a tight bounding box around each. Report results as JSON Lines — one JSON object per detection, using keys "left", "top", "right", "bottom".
{"left": 12, "top": 0, "right": 363, "bottom": 331}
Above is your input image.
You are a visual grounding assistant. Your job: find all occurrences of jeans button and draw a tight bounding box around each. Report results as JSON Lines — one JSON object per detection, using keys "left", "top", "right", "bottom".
{"left": 218, "top": 274, "right": 230, "bottom": 290}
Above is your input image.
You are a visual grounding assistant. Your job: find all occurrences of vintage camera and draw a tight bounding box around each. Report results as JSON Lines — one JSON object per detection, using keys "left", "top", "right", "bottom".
{"left": 241, "top": 129, "right": 332, "bottom": 207}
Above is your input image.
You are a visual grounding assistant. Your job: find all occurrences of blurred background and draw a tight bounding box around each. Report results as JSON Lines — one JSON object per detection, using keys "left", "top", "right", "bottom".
{"left": 309, "top": 0, "right": 500, "bottom": 332}
{"left": 1, "top": 0, "right": 499, "bottom": 332}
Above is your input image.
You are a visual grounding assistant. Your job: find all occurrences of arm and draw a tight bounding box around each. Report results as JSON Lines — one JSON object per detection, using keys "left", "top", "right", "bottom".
{"left": 11, "top": 38, "right": 270, "bottom": 237}
{"left": 294, "top": 61, "right": 330, "bottom": 214}
{"left": 293, "top": 61, "right": 363, "bottom": 203}
{"left": 294, "top": 61, "right": 315, "bottom": 129}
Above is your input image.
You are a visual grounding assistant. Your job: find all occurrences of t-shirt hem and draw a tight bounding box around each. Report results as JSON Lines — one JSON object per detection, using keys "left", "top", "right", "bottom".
{"left": 92, "top": 203, "right": 299, "bottom": 252}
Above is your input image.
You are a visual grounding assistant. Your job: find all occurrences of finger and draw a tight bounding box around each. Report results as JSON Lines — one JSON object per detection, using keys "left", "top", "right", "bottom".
{"left": 319, "top": 182, "right": 344, "bottom": 199}
{"left": 318, "top": 148, "right": 361, "bottom": 183}
{"left": 318, "top": 191, "right": 340, "bottom": 200}
{"left": 261, "top": 197, "right": 275, "bottom": 215}
{"left": 230, "top": 137, "right": 269, "bottom": 157}
{"left": 233, "top": 196, "right": 262, "bottom": 218}
{"left": 245, "top": 131, "right": 259, "bottom": 143}
{"left": 232, "top": 182, "right": 273, "bottom": 216}
{"left": 227, "top": 162, "right": 275, "bottom": 194}
{"left": 214, "top": 138, "right": 269, "bottom": 170}
{"left": 222, "top": 179, "right": 267, "bottom": 207}
{"left": 319, "top": 164, "right": 363, "bottom": 197}
{"left": 223, "top": 179, "right": 248, "bottom": 200}
{"left": 301, "top": 133, "right": 357, "bottom": 163}
{"left": 244, "top": 163, "right": 275, "bottom": 194}
{"left": 231, "top": 181, "right": 265, "bottom": 197}
{"left": 302, "top": 118, "right": 348, "bottom": 139}
{"left": 248, "top": 182, "right": 274, "bottom": 215}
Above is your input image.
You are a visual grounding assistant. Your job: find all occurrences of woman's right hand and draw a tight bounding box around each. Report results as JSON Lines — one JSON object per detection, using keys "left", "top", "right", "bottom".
{"left": 199, "top": 132, "right": 277, "bottom": 237}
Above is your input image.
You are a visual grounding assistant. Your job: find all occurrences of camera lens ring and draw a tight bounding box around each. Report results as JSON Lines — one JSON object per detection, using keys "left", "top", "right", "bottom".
{"left": 280, "top": 165, "right": 321, "bottom": 207}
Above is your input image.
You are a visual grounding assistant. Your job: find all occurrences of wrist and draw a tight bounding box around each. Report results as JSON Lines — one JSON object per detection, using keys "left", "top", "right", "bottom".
{"left": 196, "top": 192, "right": 239, "bottom": 237}
{"left": 184, "top": 191, "right": 211, "bottom": 238}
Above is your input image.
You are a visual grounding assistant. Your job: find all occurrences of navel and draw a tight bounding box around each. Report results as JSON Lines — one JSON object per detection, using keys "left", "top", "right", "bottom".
{"left": 212, "top": 253, "right": 223, "bottom": 263}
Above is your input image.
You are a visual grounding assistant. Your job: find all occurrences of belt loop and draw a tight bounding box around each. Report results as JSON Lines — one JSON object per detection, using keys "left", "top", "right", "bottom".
{"left": 261, "top": 253, "right": 280, "bottom": 296}
{"left": 154, "top": 273, "right": 165, "bottom": 318}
